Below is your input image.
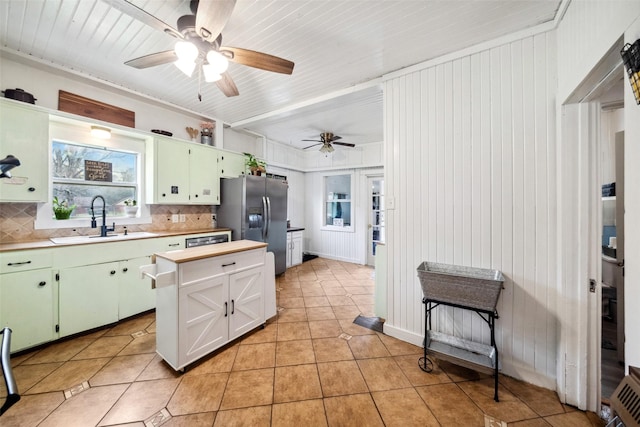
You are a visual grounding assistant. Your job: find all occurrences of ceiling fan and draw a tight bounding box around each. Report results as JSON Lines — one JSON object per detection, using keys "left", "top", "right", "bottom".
{"left": 111, "top": 0, "right": 294, "bottom": 98}
{"left": 303, "top": 132, "right": 356, "bottom": 153}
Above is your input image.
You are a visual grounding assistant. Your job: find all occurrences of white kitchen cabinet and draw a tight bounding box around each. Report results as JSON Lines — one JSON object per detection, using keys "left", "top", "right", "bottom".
{"left": 217, "top": 150, "right": 247, "bottom": 178}
{"left": 0, "top": 99, "right": 49, "bottom": 202}
{"left": 118, "top": 256, "right": 154, "bottom": 319}
{"left": 286, "top": 231, "right": 303, "bottom": 268}
{"left": 0, "top": 249, "right": 56, "bottom": 351}
{"left": 152, "top": 242, "right": 267, "bottom": 370}
{"left": 189, "top": 143, "right": 220, "bottom": 205}
{"left": 58, "top": 262, "right": 120, "bottom": 337}
{"left": 146, "top": 137, "right": 219, "bottom": 205}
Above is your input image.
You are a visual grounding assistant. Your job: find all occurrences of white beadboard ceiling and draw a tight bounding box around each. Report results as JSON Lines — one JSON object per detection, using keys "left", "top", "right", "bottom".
{"left": 0, "top": 0, "right": 561, "bottom": 150}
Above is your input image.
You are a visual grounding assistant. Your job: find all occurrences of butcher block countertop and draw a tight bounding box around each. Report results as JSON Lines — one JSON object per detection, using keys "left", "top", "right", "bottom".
{"left": 154, "top": 240, "right": 267, "bottom": 263}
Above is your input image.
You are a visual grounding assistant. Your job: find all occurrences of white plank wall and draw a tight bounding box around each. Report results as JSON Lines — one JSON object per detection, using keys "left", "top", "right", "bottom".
{"left": 383, "top": 32, "right": 558, "bottom": 386}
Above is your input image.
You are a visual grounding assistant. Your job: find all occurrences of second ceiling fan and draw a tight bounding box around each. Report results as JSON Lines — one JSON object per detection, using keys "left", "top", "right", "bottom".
{"left": 303, "top": 132, "right": 356, "bottom": 153}
{"left": 114, "top": 0, "right": 294, "bottom": 98}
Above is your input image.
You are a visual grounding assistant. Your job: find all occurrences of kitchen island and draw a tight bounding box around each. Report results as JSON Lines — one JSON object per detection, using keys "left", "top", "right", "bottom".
{"left": 144, "top": 240, "right": 276, "bottom": 370}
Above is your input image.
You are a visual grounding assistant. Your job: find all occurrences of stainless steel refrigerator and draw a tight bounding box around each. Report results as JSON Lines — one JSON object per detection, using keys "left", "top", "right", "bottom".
{"left": 217, "top": 175, "right": 288, "bottom": 275}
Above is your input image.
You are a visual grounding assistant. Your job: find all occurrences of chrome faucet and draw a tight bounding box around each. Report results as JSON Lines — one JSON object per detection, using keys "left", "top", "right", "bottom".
{"left": 90, "top": 195, "right": 115, "bottom": 237}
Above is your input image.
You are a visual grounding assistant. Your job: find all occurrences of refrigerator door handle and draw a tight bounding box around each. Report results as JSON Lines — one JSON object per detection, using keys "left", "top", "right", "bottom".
{"left": 266, "top": 196, "right": 272, "bottom": 238}
{"left": 262, "top": 196, "right": 268, "bottom": 240}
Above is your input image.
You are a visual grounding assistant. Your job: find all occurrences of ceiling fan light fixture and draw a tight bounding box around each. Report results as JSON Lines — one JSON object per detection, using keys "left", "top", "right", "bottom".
{"left": 175, "top": 59, "right": 196, "bottom": 77}
{"left": 203, "top": 64, "right": 222, "bottom": 82}
{"left": 174, "top": 41, "right": 198, "bottom": 61}
{"left": 206, "top": 50, "right": 229, "bottom": 74}
{"left": 320, "top": 144, "right": 334, "bottom": 154}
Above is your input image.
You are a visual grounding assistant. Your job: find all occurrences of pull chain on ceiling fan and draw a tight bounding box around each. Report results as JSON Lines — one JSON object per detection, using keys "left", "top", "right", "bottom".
{"left": 113, "top": 0, "right": 294, "bottom": 98}
{"left": 303, "top": 132, "right": 356, "bottom": 152}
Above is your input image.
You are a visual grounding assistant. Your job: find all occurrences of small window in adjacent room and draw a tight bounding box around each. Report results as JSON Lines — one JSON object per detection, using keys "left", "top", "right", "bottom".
{"left": 323, "top": 173, "right": 353, "bottom": 230}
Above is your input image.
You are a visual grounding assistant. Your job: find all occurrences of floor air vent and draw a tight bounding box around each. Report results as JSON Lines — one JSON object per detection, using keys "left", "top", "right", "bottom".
{"left": 609, "top": 374, "right": 640, "bottom": 427}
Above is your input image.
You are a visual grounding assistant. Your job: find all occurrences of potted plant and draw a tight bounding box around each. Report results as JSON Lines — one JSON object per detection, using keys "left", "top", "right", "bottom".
{"left": 200, "top": 121, "right": 214, "bottom": 145}
{"left": 124, "top": 199, "right": 138, "bottom": 217}
{"left": 244, "top": 153, "right": 266, "bottom": 176}
{"left": 52, "top": 196, "right": 76, "bottom": 220}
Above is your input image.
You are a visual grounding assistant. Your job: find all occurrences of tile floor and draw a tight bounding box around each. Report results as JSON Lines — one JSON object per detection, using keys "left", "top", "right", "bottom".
{"left": 1, "top": 257, "right": 604, "bottom": 426}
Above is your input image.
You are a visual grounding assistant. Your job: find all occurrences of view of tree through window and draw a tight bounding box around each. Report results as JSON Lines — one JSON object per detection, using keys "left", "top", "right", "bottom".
{"left": 52, "top": 141, "right": 138, "bottom": 218}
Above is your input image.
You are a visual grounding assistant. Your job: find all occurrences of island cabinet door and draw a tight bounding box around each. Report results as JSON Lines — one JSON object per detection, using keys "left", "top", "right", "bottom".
{"left": 229, "top": 266, "right": 264, "bottom": 341}
{"left": 178, "top": 273, "right": 228, "bottom": 366}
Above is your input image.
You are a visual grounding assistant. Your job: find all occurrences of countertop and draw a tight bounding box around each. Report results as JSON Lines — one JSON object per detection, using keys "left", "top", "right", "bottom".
{"left": 287, "top": 227, "right": 305, "bottom": 232}
{"left": 0, "top": 228, "right": 232, "bottom": 252}
{"left": 155, "top": 239, "right": 267, "bottom": 263}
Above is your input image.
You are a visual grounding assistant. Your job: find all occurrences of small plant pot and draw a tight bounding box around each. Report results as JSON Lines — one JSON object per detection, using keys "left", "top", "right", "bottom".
{"left": 124, "top": 206, "right": 139, "bottom": 218}
{"left": 54, "top": 211, "right": 72, "bottom": 220}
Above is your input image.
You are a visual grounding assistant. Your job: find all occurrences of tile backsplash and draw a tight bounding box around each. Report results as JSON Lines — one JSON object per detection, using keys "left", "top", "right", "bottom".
{"left": 0, "top": 203, "right": 216, "bottom": 243}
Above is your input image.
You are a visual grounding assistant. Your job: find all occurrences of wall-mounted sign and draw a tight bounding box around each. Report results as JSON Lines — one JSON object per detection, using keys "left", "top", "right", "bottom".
{"left": 84, "top": 160, "right": 112, "bottom": 182}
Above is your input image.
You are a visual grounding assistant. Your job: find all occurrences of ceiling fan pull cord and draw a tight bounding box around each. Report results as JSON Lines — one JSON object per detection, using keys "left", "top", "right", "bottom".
{"left": 198, "top": 62, "right": 202, "bottom": 101}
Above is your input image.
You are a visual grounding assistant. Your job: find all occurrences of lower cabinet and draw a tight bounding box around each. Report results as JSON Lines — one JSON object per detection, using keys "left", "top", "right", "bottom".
{"left": 58, "top": 262, "right": 120, "bottom": 337}
{"left": 0, "top": 269, "right": 56, "bottom": 351}
{"left": 156, "top": 247, "right": 266, "bottom": 370}
{"left": 286, "top": 231, "right": 303, "bottom": 268}
{"left": 118, "top": 256, "right": 154, "bottom": 319}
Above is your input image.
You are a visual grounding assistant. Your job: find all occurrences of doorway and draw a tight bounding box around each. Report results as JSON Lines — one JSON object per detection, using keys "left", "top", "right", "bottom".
{"left": 366, "top": 177, "right": 385, "bottom": 266}
{"left": 600, "top": 123, "right": 625, "bottom": 399}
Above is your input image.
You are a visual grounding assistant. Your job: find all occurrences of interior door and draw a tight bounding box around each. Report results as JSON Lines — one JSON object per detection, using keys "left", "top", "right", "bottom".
{"left": 614, "top": 131, "right": 625, "bottom": 362}
{"left": 367, "top": 177, "right": 385, "bottom": 266}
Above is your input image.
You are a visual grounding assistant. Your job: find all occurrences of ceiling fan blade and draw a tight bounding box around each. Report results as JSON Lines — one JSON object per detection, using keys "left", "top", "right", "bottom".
{"left": 304, "top": 143, "right": 323, "bottom": 150}
{"left": 333, "top": 142, "right": 356, "bottom": 148}
{"left": 104, "top": 0, "right": 183, "bottom": 39}
{"left": 196, "top": 0, "right": 236, "bottom": 43}
{"left": 125, "top": 50, "right": 177, "bottom": 69}
{"left": 221, "top": 47, "right": 294, "bottom": 74}
{"left": 331, "top": 135, "right": 343, "bottom": 141}
{"left": 302, "top": 139, "right": 322, "bottom": 142}
{"left": 216, "top": 72, "right": 239, "bottom": 97}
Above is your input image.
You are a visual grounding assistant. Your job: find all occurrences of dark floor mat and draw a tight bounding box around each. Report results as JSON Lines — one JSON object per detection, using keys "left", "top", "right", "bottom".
{"left": 353, "top": 315, "right": 384, "bottom": 333}
{"left": 302, "top": 253, "right": 318, "bottom": 262}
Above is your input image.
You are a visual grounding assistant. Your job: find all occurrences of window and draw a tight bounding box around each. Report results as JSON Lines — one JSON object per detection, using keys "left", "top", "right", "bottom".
{"left": 52, "top": 141, "right": 137, "bottom": 219}
{"left": 35, "top": 119, "right": 150, "bottom": 229}
{"left": 323, "top": 173, "right": 353, "bottom": 230}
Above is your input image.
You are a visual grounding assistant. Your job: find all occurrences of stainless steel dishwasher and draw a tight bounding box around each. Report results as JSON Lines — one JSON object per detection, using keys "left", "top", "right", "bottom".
{"left": 185, "top": 234, "right": 229, "bottom": 248}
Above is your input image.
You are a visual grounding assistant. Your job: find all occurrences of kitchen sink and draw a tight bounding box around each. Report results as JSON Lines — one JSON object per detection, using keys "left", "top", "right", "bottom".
{"left": 50, "top": 231, "right": 159, "bottom": 245}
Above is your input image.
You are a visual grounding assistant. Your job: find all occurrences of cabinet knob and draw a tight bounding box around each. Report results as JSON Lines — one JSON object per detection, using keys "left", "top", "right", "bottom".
{"left": 195, "top": 194, "right": 198, "bottom": 198}
{"left": 28, "top": 187, "right": 36, "bottom": 192}
{"left": 110, "top": 270, "right": 116, "bottom": 275}
{"left": 38, "top": 281, "right": 46, "bottom": 287}
{"left": 162, "top": 193, "right": 166, "bottom": 197}
{"left": 122, "top": 268, "right": 128, "bottom": 273}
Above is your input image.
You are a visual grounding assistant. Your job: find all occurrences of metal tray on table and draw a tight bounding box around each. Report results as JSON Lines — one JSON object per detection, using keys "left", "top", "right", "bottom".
{"left": 417, "top": 262, "right": 504, "bottom": 313}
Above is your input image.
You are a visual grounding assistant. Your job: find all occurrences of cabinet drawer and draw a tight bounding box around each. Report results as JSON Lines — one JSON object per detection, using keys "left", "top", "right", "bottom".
{"left": 290, "top": 231, "right": 303, "bottom": 239}
{"left": 180, "top": 249, "right": 265, "bottom": 285}
{"left": 0, "top": 249, "right": 52, "bottom": 273}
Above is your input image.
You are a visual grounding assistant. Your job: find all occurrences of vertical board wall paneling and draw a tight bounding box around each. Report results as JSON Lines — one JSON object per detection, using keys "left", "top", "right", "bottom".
{"left": 383, "top": 32, "right": 557, "bottom": 386}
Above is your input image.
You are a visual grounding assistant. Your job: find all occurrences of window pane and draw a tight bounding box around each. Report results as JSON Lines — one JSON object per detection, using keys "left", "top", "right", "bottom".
{"left": 52, "top": 141, "right": 137, "bottom": 183}
{"left": 53, "top": 184, "right": 136, "bottom": 218}
{"left": 325, "top": 174, "right": 351, "bottom": 226}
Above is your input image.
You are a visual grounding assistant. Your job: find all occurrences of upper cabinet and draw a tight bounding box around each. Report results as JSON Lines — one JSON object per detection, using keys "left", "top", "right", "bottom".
{"left": 0, "top": 99, "right": 49, "bottom": 202}
{"left": 146, "top": 137, "right": 220, "bottom": 205}
{"left": 218, "top": 150, "right": 247, "bottom": 178}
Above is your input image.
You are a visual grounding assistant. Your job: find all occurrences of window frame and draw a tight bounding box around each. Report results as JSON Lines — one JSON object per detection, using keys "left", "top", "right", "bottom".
{"left": 321, "top": 171, "right": 355, "bottom": 233}
{"left": 35, "top": 118, "right": 151, "bottom": 230}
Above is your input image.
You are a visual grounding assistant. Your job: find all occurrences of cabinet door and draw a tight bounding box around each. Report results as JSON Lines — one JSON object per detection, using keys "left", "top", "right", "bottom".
{"left": 179, "top": 274, "right": 228, "bottom": 366}
{"left": 0, "top": 269, "right": 55, "bottom": 351}
{"left": 152, "top": 138, "right": 190, "bottom": 204}
{"left": 229, "top": 266, "right": 264, "bottom": 340}
{"left": 0, "top": 100, "right": 49, "bottom": 202}
{"left": 58, "top": 262, "right": 119, "bottom": 337}
{"left": 118, "top": 256, "right": 154, "bottom": 319}
{"left": 291, "top": 232, "right": 303, "bottom": 267}
{"left": 218, "top": 150, "right": 247, "bottom": 178}
{"left": 286, "top": 233, "right": 292, "bottom": 268}
{"left": 189, "top": 144, "right": 220, "bottom": 205}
